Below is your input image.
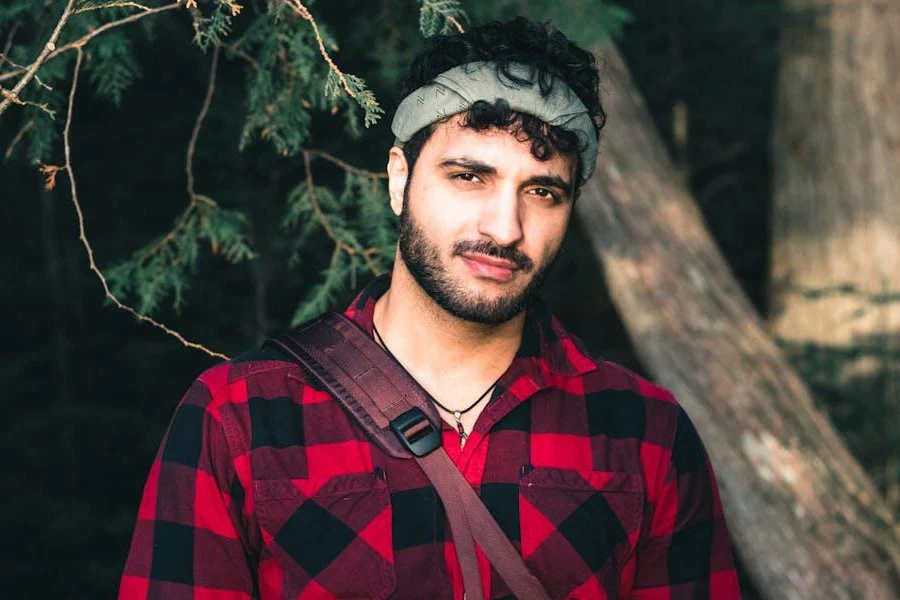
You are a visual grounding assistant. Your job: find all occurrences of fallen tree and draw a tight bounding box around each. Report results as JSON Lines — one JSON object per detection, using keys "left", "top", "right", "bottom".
{"left": 577, "top": 43, "right": 900, "bottom": 599}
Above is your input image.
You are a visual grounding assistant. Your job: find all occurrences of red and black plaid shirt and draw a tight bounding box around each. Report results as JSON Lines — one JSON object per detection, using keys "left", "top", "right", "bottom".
{"left": 120, "top": 276, "right": 739, "bottom": 599}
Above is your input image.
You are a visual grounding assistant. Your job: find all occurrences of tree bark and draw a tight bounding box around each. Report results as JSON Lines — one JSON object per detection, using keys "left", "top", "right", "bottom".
{"left": 770, "top": 0, "right": 900, "bottom": 506}
{"left": 578, "top": 43, "right": 900, "bottom": 599}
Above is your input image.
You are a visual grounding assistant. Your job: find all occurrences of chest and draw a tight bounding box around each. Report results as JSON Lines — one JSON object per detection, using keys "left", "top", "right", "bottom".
{"left": 247, "top": 389, "right": 647, "bottom": 599}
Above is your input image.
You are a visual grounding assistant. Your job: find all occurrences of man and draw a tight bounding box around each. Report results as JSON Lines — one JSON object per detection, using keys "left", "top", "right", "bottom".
{"left": 120, "top": 17, "right": 740, "bottom": 599}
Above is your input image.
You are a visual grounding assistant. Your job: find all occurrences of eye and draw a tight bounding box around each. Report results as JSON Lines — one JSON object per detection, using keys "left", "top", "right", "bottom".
{"left": 452, "top": 172, "right": 481, "bottom": 183}
{"left": 528, "top": 187, "right": 560, "bottom": 203}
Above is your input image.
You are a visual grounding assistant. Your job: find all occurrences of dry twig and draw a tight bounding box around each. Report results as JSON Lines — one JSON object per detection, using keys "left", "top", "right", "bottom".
{"left": 0, "top": 52, "right": 53, "bottom": 90}
{"left": 73, "top": 1, "right": 154, "bottom": 14}
{"left": 187, "top": 45, "right": 219, "bottom": 204}
{"left": 137, "top": 44, "right": 219, "bottom": 266}
{"left": 62, "top": 47, "right": 228, "bottom": 360}
{"left": 0, "top": 21, "right": 21, "bottom": 68}
{"left": 4, "top": 118, "right": 33, "bottom": 161}
{"left": 446, "top": 15, "right": 464, "bottom": 33}
{"left": 39, "top": 163, "right": 63, "bottom": 190}
{"left": 306, "top": 149, "right": 388, "bottom": 179}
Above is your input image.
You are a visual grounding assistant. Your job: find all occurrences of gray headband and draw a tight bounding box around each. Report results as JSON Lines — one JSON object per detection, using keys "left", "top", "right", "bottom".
{"left": 391, "top": 61, "right": 597, "bottom": 183}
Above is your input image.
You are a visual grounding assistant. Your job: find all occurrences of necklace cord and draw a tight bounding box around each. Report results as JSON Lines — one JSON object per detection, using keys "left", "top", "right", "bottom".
{"left": 371, "top": 322, "right": 502, "bottom": 417}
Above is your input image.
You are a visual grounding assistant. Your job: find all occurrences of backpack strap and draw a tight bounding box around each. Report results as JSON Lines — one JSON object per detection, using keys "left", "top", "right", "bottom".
{"left": 266, "top": 312, "right": 550, "bottom": 600}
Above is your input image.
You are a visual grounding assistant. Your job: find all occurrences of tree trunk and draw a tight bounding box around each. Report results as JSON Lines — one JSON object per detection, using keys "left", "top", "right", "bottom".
{"left": 770, "top": 0, "right": 900, "bottom": 507}
{"left": 577, "top": 43, "right": 900, "bottom": 599}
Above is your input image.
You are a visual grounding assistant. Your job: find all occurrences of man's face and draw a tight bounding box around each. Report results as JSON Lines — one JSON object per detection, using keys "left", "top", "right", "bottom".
{"left": 388, "top": 115, "right": 576, "bottom": 325}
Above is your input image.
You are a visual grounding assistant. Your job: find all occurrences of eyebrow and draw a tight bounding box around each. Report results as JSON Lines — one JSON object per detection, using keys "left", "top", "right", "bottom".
{"left": 524, "top": 174, "right": 572, "bottom": 196}
{"left": 439, "top": 157, "right": 572, "bottom": 197}
{"left": 438, "top": 157, "right": 497, "bottom": 175}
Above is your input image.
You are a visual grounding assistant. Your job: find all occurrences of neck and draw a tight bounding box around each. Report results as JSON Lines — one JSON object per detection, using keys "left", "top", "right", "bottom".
{"left": 373, "top": 258, "right": 525, "bottom": 397}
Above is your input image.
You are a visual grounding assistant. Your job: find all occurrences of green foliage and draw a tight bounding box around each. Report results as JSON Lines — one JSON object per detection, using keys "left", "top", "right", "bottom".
{"left": 419, "top": 0, "right": 467, "bottom": 37}
{"left": 324, "top": 71, "right": 384, "bottom": 131}
{"left": 236, "top": 7, "right": 318, "bottom": 155}
{"left": 469, "top": 0, "right": 631, "bottom": 44}
{"left": 85, "top": 30, "right": 140, "bottom": 106}
{"left": 235, "top": 2, "right": 383, "bottom": 153}
{"left": 531, "top": 0, "right": 631, "bottom": 43}
{"left": 284, "top": 168, "right": 396, "bottom": 325}
{"left": 189, "top": 1, "right": 236, "bottom": 51}
{"left": 106, "top": 204, "right": 256, "bottom": 315}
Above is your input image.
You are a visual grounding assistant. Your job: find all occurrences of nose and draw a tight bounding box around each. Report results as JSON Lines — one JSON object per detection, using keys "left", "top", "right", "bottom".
{"left": 477, "top": 183, "right": 523, "bottom": 247}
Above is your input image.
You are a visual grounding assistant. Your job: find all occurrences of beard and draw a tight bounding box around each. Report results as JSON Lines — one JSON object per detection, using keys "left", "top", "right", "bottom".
{"left": 397, "top": 189, "right": 560, "bottom": 325}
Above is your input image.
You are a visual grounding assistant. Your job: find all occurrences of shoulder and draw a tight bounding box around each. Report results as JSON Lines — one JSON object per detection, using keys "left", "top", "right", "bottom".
{"left": 184, "top": 344, "right": 321, "bottom": 416}
{"left": 567, "top": 334, "right": 684, "bottom": 442}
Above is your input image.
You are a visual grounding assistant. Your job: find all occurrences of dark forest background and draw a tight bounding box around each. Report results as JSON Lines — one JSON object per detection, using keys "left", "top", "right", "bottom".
{"left": 1, "top": 0, "right": 859, "bottom": 597}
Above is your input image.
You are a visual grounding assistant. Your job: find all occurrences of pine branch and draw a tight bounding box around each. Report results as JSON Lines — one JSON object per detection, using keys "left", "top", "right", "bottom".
{"left": 282, "top": 0, "right": 355, "bottom": 100}
{"left": 418, "top": 0, "right": 467, "bottom": 37}
{"left": 302, "top": 149, "right": 383, "bottom": 276}
{"left": 61, "top": 46, "right": 229, "bottom": 360}
{"left": 0, "top": 0, "right": 75, "bottom": 118}
{"left": 282, "top": 0, "right": 383, "bottom": 125}
{"left": 0, "top": 2, "right": 180, "bottom": 85}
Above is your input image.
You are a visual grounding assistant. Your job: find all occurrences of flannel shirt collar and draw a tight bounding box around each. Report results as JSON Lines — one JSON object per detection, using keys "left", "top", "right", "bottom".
{"left": 343, "top": 275, "right": 598, "bottom": 385}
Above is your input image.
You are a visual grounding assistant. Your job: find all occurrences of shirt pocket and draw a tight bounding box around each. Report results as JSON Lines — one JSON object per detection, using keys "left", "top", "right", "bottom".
{"left": 519, "top": 467, "right": 644, "bottom": 599}
{"left": 254, "top": 472, "right": 396, "bottom": 600}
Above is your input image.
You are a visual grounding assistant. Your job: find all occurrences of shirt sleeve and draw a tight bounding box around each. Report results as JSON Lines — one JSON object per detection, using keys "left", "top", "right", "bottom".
{"left": 631, "top": 406, "right": 741, "bottom": 599}
{"left": 119, "top": 377, "right": 257, "bottom": 599}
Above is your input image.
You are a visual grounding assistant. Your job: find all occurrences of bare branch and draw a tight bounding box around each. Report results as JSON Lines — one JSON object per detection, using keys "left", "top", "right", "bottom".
{"left": 0, "top": 52, "right": 53, "bottom": 90}
{"left": 187, "top": 44, "right": 219, "bottom": 203}
{"left": 4, "top": 118, "right": 33, "bottom": 161}
{"left": 73, "top": 1, "right": 154, "bottom": 14}
{"left": 137, "top": 45, "right": 220, "bottom": 267}
{"left": 0, "top": 86, "right": 56, "bottom": 118}
{"left": 446, "top": 14, "right": 464, "bottom": 33}
{"left": 0, "top": 20, "right": 21, "bottom": 67}
{"left": 62, "top": 47, "right": 228, "bottom": 360}
{"left": 0, "top": 0, "right": 75, "bottom": 118}
{"left": 305, "top": 149, "right": 387, "bottom": 179}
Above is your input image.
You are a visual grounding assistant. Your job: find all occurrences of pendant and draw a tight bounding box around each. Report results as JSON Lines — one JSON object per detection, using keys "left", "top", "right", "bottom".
{"left": 453, "top": 410, "right": 467, "bottom": 442}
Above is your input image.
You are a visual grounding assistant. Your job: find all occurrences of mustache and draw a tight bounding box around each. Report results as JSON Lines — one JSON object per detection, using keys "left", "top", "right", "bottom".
{"left": 452, "top": 239, "right": 534, "bottom": 271}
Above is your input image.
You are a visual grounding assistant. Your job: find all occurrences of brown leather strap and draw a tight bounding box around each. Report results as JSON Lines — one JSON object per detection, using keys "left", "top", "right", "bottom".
{"left": 418, "top": 450, "right": 550, "bottom": 600}
{"left": 267, "top": 313, "right": 550, "bottom": 600}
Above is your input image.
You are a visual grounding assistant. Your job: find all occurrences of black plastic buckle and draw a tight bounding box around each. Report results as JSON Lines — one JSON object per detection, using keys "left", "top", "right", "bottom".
{"left": 390, "top": 407, "right": 441, "bottom": 457}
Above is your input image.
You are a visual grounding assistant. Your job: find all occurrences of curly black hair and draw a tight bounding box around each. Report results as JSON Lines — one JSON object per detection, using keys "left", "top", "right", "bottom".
{"left": 396, "top": 17, "right": 605, "bottom": 192}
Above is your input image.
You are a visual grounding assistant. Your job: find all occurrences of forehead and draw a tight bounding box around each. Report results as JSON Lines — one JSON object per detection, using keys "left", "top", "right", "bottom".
{"left": 420, "top": 115, "right": 575, "bottom": 177}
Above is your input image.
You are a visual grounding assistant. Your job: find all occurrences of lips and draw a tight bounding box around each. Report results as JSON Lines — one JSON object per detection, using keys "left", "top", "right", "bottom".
{"left": 460, "top": 252, "right": 519, "bottom": 281}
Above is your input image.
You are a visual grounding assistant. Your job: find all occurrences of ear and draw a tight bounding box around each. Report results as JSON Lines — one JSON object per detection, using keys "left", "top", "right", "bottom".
{"left": 387, "top": 146, "right": 408, "bottom": 216}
